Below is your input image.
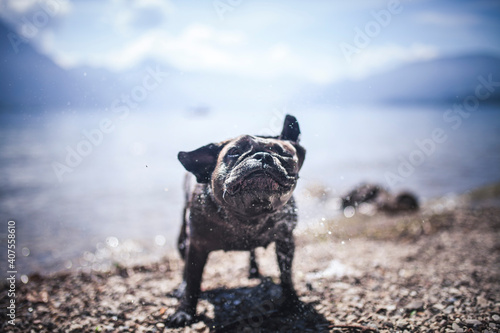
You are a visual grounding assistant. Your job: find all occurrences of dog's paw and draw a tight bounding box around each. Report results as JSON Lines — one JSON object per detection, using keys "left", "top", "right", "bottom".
{"left": 166, "top": 310, "right": 193, "bottom": 327}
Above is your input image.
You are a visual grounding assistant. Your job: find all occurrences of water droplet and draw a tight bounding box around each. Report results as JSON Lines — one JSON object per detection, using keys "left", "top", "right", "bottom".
{"left": 65, "top": 260, "right": 73, "bottom": 269}
{"left": 155, "top": 235, "right": 166, "bottom": 246}
{"left": 22, "top": 247, "right": 30, "bottom": 256}
{"left": 84, "top": 251, "right": 96, "bottom": 262}
{"left": 343, "top": 206, "right": 355, "bottom": 218}
{"left": 21, "top": 275, "right": 29, "bottom": 284}
{"left": 106, "top": 236, "right": 119, "bottom": 248}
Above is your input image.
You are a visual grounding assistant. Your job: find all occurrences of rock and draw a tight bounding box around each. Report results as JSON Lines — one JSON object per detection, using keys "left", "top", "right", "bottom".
{"left": 444, "top": 305, "right": 454, "bottom": 314}
{"left": 452, "top": 322, "right": 464, "bottom": 333}
{"left": 492, "top": 314, "right": 500, "bottom": 322}
{"left": 405, "top": 300, "right": 424, "bottom": 312}
{"left": 476, "top": 295, "right": 488, "bottom": 307}
{"left": 432, "top": 303, "right": 445, "bottom": 312}
{"left": 340, "top": 183, "right": 419, "bottom": 214}
{"left": 192, "top": 321, "right": 206, "bottom": 331}
{"left": 396, "top": 319, "right": 408, "bottom": 329}
{"left": 465, "top": 319, "right": 482, "bottom": 327}
{"left": 384, "top": 321, "right": 394, "bottom": 328}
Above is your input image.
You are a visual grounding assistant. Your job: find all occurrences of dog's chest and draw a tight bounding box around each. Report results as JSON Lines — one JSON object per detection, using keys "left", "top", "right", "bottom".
{"left": 187, "top": 187, "right": 297, "bottom": 251}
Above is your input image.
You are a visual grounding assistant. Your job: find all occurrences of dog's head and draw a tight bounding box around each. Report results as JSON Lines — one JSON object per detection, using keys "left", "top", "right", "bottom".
{"left": 178, "top": 115, "right": 305, "bottom": 218}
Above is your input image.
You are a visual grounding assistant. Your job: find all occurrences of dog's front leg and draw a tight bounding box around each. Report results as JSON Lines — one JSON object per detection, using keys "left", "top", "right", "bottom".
{"left": 275, "top": 238, "right": 301, "bottom": 307}
{"left": 167, "top": 244, "right": 208, "bottom": 327}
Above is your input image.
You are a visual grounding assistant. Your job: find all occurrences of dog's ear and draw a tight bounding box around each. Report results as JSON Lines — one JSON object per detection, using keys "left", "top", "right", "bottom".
{"left": 178, "top": 142, "right": 226, "bottom": 183}
{"left": 279, "top": 114, "right": 305, "bottom": 170}
{"left": 279, "top": 114, "right": 301, "bottom": 142}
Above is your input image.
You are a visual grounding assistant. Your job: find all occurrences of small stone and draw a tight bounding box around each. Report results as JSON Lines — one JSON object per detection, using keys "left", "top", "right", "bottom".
{"left": 476, "top": 295, "right": 488, "bottom": 307}
{"left": 452, "top": 322, "right": 463, "bottom": 333}
{"left": 465, "top": 319, "right": 482, "bottom": 327}
{"left": 396, "top": 319, "right": 408, "bottom": 329}
{"left": 156, "top": 322, "right": 165, "bottom": 329}
{"left": 405, "top": 300, "right": 424, "bottom": 311}
{"left": 444, "top": 305, "right": 454, "bottom": 314}
{"left": 192, "top": 321, "right": 206, "bottom": 331}
{"left": 384, "top": 321, "right": 394, "bottom": 328}
{"left": 433, "top": 303, "right": 445, "bottom": 311}
{"left": 492, "top": 314, "right": 500, "bottom": 322}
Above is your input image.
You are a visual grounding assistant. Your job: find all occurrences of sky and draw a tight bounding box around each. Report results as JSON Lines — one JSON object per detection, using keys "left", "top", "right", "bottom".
{"left": 1, "top": 0, "right": 500, "bottom": 86}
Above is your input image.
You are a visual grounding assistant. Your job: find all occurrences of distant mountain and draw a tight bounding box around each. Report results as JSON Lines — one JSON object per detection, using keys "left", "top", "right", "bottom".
{"left": 0, "top": 20, "right": 198, "bottom": 112}
{"left": 316, "top": 54, "right": 500, "bottom": 105}
{"left": 0, "top": 21, "right": 121, "bottom": 110}
{"left": 3, "top": 16, "right": 499, "bottom": 111}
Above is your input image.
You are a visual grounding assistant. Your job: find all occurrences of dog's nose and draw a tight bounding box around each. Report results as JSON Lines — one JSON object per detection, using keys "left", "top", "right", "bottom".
{"left": 253, "top": 152, "right": 274, "bottom": 165}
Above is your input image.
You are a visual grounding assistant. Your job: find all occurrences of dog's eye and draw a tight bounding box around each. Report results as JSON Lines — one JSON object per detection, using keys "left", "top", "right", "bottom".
{"left": 227, "top": 148, "right": 242, "bottom": 157}
{"left": 271, "top": 145, "right": 293, "bottom": 158}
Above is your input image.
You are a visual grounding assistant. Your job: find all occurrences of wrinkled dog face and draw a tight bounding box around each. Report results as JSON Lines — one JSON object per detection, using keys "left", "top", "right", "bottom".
{"left": 211, "top": 135, "right": 301, "bottom": 217}
{"left": 177, "top": 115, "right": 305, "bottom": 218}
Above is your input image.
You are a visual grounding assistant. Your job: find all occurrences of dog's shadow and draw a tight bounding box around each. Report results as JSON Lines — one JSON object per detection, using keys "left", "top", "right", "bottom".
{"left": 198, "top": 278, "right": 330, "bottom": 332}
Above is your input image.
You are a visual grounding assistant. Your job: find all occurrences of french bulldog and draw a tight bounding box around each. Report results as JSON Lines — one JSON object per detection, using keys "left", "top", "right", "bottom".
{"left": 167, "top": 115, "right": 306, "bottom": 327}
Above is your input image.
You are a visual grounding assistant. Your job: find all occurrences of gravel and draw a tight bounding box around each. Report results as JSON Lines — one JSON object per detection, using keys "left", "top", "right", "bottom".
{"left": 1, "top": 202, "right": 499, "bottom": 332}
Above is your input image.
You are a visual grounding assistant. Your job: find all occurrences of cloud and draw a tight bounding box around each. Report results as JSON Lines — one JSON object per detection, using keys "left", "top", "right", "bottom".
{"left": 112, "top": 0, "right": 173, "bottom": 34}
{"left": 1, "top": 0, "right": 72, "bottom": 20}
{"left": 3, "top": 0, "right": 490, "bottom": 86}
{"left": 45, "top": 19, "right": 438, "bottom": 85}
{"left": 346, "top": 43, "right": 439, "bottom": 80}
{"left": 0, "top": 0, "right": 72, "bottom": 51}
{"left": 44, "top": 19, "right": 341, "bottom": 84}
{"left": 152, "top": 25, "right": 340, "bottom": 83}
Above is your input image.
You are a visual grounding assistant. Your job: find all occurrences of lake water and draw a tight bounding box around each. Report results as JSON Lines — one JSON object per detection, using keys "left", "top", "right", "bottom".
{"left": 1, "top": 104, "right": 499, "bottom": 277}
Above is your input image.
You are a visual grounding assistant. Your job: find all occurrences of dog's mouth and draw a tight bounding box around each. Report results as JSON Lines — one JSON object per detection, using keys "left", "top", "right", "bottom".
{"left": 225, "top": 167, "right": 297, "bottom": 195}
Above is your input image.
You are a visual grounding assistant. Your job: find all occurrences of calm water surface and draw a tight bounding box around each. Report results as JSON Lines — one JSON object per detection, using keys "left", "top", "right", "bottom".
{"left": 1, "top": 105, "right": 499, "bottom": 276}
